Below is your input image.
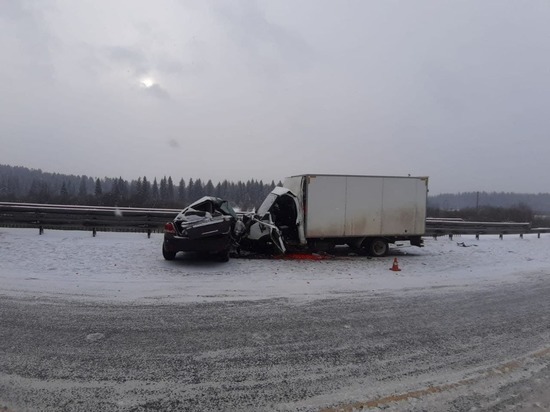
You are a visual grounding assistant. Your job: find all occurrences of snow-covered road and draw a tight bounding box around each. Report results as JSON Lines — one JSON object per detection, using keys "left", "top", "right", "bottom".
{"left": 0, "top": 228, "right": 549, "bottom": 411}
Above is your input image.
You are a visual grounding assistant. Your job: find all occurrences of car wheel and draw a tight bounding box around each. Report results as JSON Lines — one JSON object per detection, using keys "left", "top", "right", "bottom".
{"left": 215, "top": 249, "right": 230, "bottom": 262}
{"left": 162, "top": 243, "right": 176, "bottom": 260}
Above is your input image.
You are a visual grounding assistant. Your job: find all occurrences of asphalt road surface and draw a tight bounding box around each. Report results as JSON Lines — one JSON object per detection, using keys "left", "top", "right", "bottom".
{"left": 1, "top": 278, "right": 550, "bottom": 411}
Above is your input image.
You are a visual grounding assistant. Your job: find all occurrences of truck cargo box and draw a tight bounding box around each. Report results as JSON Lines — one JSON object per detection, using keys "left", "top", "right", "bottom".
{"left": 283, "top": 174, "right": 428, "bottom": 239}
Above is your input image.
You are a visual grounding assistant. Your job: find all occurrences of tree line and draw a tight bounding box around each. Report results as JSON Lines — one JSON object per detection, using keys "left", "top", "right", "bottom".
{"left": 2, "top": 165, "right": 550, "bottom": 224}
{"left": 0, "top": 164, "right": 280, "bottom": 210}
{"left": 428, "top": 204, "right": 535, "bottom": 223}
{"left": 429, "top": 191, "right": 550, "bottom": 214}
{"left": 428, "top": 191, "right": 550, "bottom": 225}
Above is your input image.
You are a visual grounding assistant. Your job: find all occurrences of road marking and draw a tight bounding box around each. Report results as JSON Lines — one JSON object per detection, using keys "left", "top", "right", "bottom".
{"left": 321, "top": 347, "right": 550, "bottom": 412}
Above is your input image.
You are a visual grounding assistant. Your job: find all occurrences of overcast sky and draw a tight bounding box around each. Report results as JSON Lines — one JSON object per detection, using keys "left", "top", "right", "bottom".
{"left": 1, "top": 1, "right": 550, "bottom": 194}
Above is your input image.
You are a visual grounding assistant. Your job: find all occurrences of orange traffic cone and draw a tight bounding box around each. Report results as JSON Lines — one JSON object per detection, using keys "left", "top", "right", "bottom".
{"left": 390, "top": 258, "right": 401, "bottom": 272}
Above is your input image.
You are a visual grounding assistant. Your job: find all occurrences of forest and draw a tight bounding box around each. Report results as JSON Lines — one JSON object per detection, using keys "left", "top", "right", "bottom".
{"left": 0, "top": 164, "right": 279, "bottom": 210}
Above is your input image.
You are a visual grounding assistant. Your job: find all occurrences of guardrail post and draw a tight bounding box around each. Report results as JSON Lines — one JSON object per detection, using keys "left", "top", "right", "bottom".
{"left": 449, "top": 234, "right": 453, "bottom": 240}
{"left": 147, "top": 229, "right": 151, "bottom": 239}
{"left": 39, "top": 226, "right": 44, "bottom": 235}
{"left": 499, "top": 233, "right": 503, "bottom": 240}
{"left": 520, "top": 233, "right": 523, "bottom": 239}
{"left": 538, "top": 232, "right": 541, "bottom": 239}
{"left": 92, "top": 227, "right": 97, "bottom": 237}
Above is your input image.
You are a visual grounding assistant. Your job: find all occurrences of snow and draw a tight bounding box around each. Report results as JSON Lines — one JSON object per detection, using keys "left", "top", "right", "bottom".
{"left": 0, "top": 227, "right": 549, "bottom": 304}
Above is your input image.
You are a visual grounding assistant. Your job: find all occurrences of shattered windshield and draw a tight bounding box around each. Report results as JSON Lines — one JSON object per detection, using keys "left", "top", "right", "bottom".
{"left": 218, "top": 201, "right": 238, "bottom": 220}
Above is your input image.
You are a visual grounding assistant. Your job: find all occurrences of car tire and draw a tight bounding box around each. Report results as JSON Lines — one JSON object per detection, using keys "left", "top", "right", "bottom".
{"left": 162, "top": 243, "right": 176, "bottom": 260}
{"left": 215, "top": 249, "right": 230, "bottom": 262}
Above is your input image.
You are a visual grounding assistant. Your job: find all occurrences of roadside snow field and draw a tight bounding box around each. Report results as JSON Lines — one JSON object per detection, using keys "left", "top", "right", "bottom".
{"left": 0, "top": 227, "right": 549, "bottom": 303}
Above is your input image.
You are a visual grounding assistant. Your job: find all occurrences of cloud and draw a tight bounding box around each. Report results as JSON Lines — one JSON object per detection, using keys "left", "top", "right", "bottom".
{"left": 102, "top": 45, "right": 175, "bottom": 99}
{"left": 104, "top": 44, "right": 189, "bottom": 77}
{"left": 157, "top": 57, "right": 185, "bottom": 75}
{"left": 168, "top": 139, "right": 180, "bottom": 148}
{"left": 141, "top": 83, "right": 170, "bottom": 100}
{"left": 105, "top": 46, "right": 150, "bottom": 76}
{"left": 0, "top": 1, "right": 56, "bottom": 81}
{"left": 214, "top": 1, "right": 315, "bottom": 76}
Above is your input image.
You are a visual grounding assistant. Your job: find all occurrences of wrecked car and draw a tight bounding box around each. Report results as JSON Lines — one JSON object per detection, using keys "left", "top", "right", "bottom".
{"left": 162, "top": 196, "right": 242, "bottom": 262}
{"left": 163, "top": 195, "right": 287, "bottom": 262}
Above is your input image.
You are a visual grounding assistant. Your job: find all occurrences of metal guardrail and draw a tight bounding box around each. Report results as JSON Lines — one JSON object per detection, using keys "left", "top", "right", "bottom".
{"left": 0, "top": 202, "right": 181, "bottom": 233}
{"left": 1, "top": 202, "right": 550, "bottom": 237}
{"left": 425, "top": 218, "right": 550, "bottom": 238}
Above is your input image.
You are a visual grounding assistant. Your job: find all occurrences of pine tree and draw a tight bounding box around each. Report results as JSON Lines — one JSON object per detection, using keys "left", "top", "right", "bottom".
{"left": 94, "top": 179, "right": 103, "bottom": 205}
{"left": 205, "top": 179, "right": 215, "bottom": 196}
{"left": 109, "top": 178, "right": 122, "bottom": 205}
{"left": 194, "top": 178, "right": 203, "bottom": 199}
{"left": 60, "top": 182, "right": 69, "bottom": 202}
{"left": 151, "top": 178, "right": 159, "bottom": 205}
{"left": 118, "top": 177, "right": 129, "bottom": 204}
{"left": 142, "top": 176, "right": 151, "bottom": 203}
{"left": 167, "top": 177, "right": 175, "bottom": 206}
{"left": 188, "top": 178, "right": 195, "bottom": 201}
{"left": 78, "top": 177, "right": 88, "bottom": 197}
{"left": 95, "top": 179, "right": 103, "bottom": 196}
{"left": 221, "top": 180, "right": 229, "bottom": 199}
{"left": 177, "top": 178, "right": 186, "bottom": 206}
{"left": 159, "top": 176, "right": 168, "bottom": 203}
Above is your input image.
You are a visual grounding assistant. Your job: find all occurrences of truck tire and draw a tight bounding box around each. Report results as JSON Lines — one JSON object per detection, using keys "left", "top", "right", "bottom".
{"left": 368, "top": 238, "right": 389, "bottom": 257}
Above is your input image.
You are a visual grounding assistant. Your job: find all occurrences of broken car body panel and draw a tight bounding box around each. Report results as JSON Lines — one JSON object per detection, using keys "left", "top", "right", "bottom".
{"left": 163, "top": 196, "right": 238, "bottom": 261}
{"left": 240, "top": 212, "right": 286, "bottom": 255}
{"left": 245, "top": 187, "right": 304, "bottom": 250}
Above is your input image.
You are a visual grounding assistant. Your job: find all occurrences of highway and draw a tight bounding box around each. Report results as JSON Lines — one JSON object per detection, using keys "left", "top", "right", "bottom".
{"left": 1, "top": 277, "right": 549, "bottom": 411}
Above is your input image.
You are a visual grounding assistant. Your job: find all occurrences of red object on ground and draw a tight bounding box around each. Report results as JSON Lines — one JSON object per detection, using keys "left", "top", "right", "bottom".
{"left": 390, "top": 257, "right": 401, "bottom": 271}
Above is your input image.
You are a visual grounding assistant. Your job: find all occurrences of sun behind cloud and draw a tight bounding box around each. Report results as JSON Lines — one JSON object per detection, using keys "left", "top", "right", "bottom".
{"left": 140, "top": 77, "right": 155, "bottom": 88}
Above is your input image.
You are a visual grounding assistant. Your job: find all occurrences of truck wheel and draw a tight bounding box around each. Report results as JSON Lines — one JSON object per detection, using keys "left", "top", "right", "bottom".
{"left": 368, "top": 238, "right": 389, "bottom": 257}
{"left": 162, "top": 244, "right": 176, "bottom": 260}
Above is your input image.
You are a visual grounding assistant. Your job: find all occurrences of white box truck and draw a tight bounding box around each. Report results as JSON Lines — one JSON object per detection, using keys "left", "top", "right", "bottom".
{"left": 251, "top": 174, "right": 428, "bottom": 256}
